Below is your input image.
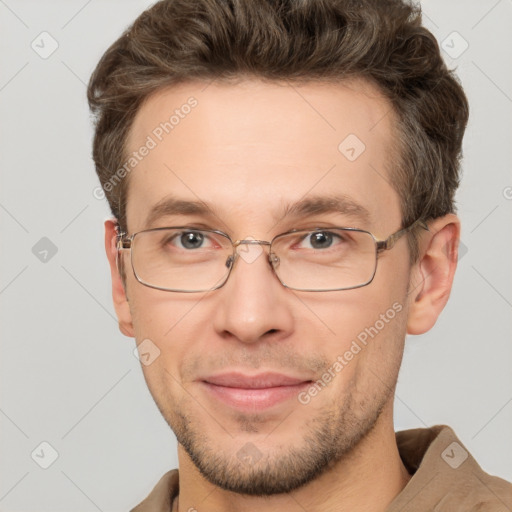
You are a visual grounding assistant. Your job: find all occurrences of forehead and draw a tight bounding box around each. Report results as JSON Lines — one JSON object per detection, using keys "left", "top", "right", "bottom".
{"left": 124, "top": 78, "right": 401, "bottom": 234}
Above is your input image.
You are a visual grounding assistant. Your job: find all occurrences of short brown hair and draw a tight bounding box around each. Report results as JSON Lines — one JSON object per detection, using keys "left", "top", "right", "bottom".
{"left": 88, "top": 0, "right": 469, "bottom": 261}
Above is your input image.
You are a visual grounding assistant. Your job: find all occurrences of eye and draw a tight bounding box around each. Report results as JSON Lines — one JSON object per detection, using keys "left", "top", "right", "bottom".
{"left": 297, "top": 230, "right": 346, "bottom": 250}
{"left": 167, "top": 230, "right": 215, "bottom": 250}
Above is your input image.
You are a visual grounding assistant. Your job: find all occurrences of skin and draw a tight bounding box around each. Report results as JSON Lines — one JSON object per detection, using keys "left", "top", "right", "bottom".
{"left": 104, "top": 78, "right": 460, "bottom": 511}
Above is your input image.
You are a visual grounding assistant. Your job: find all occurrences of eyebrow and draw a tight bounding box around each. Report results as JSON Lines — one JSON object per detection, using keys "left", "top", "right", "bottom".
{"left": 144, "top": 196, "right": 219, "bottom": 229}
{"left": 276, "top": 194, "right": 371, "bottom": 226}
{"left": 144, "top": 193, "right": 371, "bottom": 230}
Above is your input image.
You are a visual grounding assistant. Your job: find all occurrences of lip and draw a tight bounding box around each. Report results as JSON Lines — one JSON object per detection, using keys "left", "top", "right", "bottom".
{"left": 199, "top": 372, "right": 313, "bottom": 411}
{"left": 203, "top": 371, "right": 310, "bottom": 388}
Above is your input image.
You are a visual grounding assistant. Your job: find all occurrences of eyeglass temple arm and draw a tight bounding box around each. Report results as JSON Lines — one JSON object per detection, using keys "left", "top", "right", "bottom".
{"left": 376, "top": 219, "right": 429, "bottom": 253}
{"left": 115, "top": 226, "right": 131, "bottom": 250}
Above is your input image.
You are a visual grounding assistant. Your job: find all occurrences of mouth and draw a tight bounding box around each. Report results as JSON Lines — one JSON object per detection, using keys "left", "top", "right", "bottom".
{"left": 199, "top": 372, "right": 314, "bottom": 411}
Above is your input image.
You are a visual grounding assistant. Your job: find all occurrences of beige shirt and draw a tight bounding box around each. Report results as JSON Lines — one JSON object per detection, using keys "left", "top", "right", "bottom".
{"left": 131, "top": 425, "right": 512, "bottom": 511}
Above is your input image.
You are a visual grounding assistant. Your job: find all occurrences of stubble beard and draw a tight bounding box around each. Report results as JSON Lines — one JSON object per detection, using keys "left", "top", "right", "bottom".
{"left": 164, "top": 377, "right": 395, "bottom": 496}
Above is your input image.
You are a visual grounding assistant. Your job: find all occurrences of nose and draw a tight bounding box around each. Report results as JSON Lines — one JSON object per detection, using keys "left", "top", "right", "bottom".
{"left": 211, "top": 241, "right": 294, "bottom": 345}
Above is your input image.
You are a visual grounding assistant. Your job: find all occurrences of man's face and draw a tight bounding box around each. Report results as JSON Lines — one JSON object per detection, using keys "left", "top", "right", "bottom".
{"left": 121, "top": 79, "right": 414, "bottom": 495}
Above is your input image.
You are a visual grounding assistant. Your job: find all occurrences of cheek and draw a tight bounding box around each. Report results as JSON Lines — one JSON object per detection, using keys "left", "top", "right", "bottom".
{"left": 128, "top": 279, "right": 206, "bottom": 337}
{"left": 128, "top": 287, "right": 214, "bottom": 382}
{"left": 305, "top": 282, "right": 407, "bottom": 344}
{"left": 130, "top": 292, "right": 201, "bottom": 412}
{"left": 301, "top": 285, "right": 409, "bottom": 387}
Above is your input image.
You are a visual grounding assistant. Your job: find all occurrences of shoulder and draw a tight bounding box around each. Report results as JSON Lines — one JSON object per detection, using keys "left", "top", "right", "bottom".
{"left": 130, "top": 469, "right": 179, "bottom": 512}
{"left": 389, "top": 425, "right": 512, "bottom": 512}
{"left": 439, "top": 471, "right": 512, "bottom": 511}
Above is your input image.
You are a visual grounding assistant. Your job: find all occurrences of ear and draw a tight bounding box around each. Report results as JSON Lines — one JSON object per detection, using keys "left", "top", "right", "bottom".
{"left": 406, "top": 214, "right": 460, "bottom": 335}
{"left": 104, "top": 219, "right": 134, "bottom": 338}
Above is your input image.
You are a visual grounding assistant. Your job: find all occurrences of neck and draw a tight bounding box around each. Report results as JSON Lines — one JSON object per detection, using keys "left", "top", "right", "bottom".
{"left": 175, "top": 402, "right": 411, "bottom": 512}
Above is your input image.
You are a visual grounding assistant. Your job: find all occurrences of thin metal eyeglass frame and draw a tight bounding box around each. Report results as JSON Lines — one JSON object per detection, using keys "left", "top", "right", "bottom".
{"left": 116, "top": 217, "right": 429, "bottom": 293}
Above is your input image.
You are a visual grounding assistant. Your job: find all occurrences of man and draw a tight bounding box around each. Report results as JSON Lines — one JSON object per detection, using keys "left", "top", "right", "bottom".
{"left": 87, "top": 0, "right": 512, "bottom": 510}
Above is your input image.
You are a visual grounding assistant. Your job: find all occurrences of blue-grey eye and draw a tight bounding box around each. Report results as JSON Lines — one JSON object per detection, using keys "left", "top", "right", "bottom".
{"left": 179, "top": 231, "right": 205, "bottom": 249}
{"left": 308, "top": 231, "right": 334, "bottom": 249}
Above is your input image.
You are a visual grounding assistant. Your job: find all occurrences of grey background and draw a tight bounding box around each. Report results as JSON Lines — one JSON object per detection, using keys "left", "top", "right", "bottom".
{"left": 1, "top": 0, "right": 511, "bottom": 510}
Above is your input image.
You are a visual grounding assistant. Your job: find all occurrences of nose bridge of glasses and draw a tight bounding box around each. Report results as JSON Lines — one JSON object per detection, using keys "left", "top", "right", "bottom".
{"left": 228, "top": 238, "right": 279, "bottom": 270}
{"left": 233, "top": 239, "right": 272, "bottom": 248}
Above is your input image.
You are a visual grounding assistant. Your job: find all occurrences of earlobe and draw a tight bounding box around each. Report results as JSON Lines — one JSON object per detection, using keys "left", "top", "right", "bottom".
{"left": 104, "top": 219, "right": 135, "bottom": 338}
{"left": 406, "top": 214, "right": 460, "bottom": 335}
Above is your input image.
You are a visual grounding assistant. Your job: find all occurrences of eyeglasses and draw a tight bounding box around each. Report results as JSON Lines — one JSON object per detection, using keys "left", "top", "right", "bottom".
{"left": 116, "top": 218, "right": 428, "bottom": 293}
